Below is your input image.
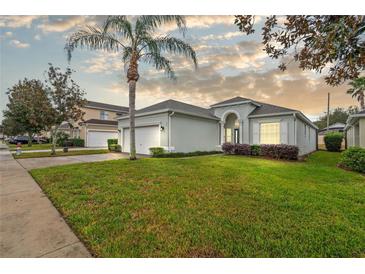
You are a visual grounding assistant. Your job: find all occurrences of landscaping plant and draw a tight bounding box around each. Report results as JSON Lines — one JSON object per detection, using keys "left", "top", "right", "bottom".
{"left": 324, "top": 132, "right": 343, "bottom": 152}
{"left": 339, "top": 147, "right": 365, "bottom": 173}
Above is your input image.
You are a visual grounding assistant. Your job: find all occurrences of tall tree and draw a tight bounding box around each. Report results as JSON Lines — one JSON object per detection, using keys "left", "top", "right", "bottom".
{"left": 234, "top": 16, "right": 365, "bottom": 86}
{"left": 45, "top": 64, "right": 86, "bottom": 155}
{"left": 66, "top": 16, "right": 197, "bottom": 160}
{"left": 1, "top": 116, "right": 26, "bottom": 137}
{"left": 3, "top": 79, "right": 53, "bottom": 146}
{"left": 314, "top": 106, "right": 359, "bottom": 129}
{"left": 347, "top": 77, "right": 365, "bottom": 110}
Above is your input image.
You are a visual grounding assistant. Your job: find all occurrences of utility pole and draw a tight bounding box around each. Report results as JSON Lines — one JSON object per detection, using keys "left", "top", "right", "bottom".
{"left": 326, "top": 92, "right": 330, "bottom": 133}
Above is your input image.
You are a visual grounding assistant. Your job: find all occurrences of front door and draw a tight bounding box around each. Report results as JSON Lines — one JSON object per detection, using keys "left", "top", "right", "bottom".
{"left": 234, "top": 128, "right": 239, "bottom": 144}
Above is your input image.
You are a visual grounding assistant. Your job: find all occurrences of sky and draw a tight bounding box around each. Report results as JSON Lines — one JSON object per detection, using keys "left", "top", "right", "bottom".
{"left": 0, "top": 15, "right": 359, "bottom": 122}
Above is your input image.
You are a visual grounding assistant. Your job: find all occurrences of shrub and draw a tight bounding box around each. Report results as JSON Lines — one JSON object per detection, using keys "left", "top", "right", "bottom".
{"left": 149, "top": 147, "right": 165, "bottom": 156}
{"left": 339, "top": 147, "right": 365, "bottom": 173}
{"left": 222, "top": 143, "right": 235, "bottom": 154}
{"left": 324, "top": 132, "right": 343, "bottom": 152}
{"left": 250, "top": 145, "right": 261, "bottom": 156}
{"left": 69, "top": 138, "right": 84, "bottom": 147}
{"left": 234, "top": 144, "right": 251, "bottom": 155}
{"left": 153, "top": 151, "right": 222, "bottom": 158}
{"left": 107, "top": 139, "right": 118, "bottom": 150}
{"left": 260, "top": 144, "right": 299, "bottom": 160}
{"left": 109, "top": 144, "right": 122, "bottom": 152}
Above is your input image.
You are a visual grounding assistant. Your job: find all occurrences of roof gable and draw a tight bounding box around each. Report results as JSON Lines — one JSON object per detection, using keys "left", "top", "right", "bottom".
{"left": 86, "top": 101, "right": 129, "bottom": 113}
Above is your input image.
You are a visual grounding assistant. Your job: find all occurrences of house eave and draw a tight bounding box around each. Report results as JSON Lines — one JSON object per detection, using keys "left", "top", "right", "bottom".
{"left": 117, "top": 108, "right": 220, "bottom": 121}
{"left": 210, "top": 100, "right": 261, "bottom": 108}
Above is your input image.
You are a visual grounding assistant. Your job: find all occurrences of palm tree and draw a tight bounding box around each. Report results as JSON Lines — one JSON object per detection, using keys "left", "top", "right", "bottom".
{"left": 347, "top": 77, "right": 365, "bottom": 110}
{"left": 66, "top": 16, "right": 197, "bottom": 160}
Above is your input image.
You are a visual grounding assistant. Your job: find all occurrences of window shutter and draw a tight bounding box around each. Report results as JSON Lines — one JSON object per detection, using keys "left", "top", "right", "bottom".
{"left": 253, "top": 122, "right": 259, "bottom": 144}
{"left": 280, "top": 121, "right": 288, "bottom": 144}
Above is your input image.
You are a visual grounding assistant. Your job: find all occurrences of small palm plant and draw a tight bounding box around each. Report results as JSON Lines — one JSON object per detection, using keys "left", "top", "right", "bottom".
{"left": 66, "top": 16, "right": 197, "bottom": 159}
{"left": 347, "top": 77, "right": 365, "bottom": 110}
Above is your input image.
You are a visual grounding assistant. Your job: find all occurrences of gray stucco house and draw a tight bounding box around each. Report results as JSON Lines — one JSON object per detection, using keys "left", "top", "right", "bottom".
{"left": 345, "top": 110, "right": 365, "bottom": 148}
{"left": 118, "top": 96, "right": 318, "bottom": 156}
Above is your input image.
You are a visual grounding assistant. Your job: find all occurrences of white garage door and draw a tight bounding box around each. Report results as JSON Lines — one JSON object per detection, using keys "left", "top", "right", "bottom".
{"left": 123, "top": 126, "right": 160, "bottom": 155}
{"left": 87, "top": 131, "right": 118, "bottom": 147}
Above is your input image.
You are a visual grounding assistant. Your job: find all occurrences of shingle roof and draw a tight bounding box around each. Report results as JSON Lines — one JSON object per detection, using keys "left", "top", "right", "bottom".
{"left": 358, "top": 109, "right": 365, "bottom": 115}
{"left": 86, "top": 101, "right": 129, "bottom": 113}
{"left": 248, "top": 101, "right": 297, "bottom": 116}
{"left": 135, "top": 99, "right": 218, "bottom": 120}
{"left": 210, "top": 96, "right": 252, "bottom": 107}
{"left": 84, "top": 119, "right": 118, "bottom": 125}
{"left": 319, "top": 123, "right": 346, "bottom": 131}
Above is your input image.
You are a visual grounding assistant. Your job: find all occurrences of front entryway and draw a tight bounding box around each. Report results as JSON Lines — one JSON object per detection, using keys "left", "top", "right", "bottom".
{"left": 123, "top": 125, "right": 160, "bottom": 155}
{"left": 224, "top": 113, "right": 240, "bottom": 144}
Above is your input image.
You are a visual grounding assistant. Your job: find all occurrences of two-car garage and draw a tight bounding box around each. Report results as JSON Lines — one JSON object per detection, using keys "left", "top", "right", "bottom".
{"left": 122, "top": 125, "right": 160, "bottom": 155}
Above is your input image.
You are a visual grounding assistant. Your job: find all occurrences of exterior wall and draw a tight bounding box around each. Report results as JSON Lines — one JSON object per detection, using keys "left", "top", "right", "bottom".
{"left": 80, "top": 107, "right": 120, "bottom": 121}
{"left": 170, "top": 113, "right": 219, "bottom": 152}
{"left": 346, "top": 126, "right": 354, "bottom": 147}
{"left": 118, "top": 112, "right": 169, "bottom": 149}
{"left": 249, "top": 115, "right": 296, "bottom": 145}
{"left": 360, "top": 118, "right": 365, "bottom": 148}
{"left": 296, "top": 118, "right": 317, "bottom": 155}
{"left": 212, "top": 103, "right": 257, "bottom": 144}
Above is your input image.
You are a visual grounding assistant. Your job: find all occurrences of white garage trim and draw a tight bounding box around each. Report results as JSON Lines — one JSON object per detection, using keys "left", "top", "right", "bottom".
{"left": 122, "top": 125, "right": 161, "bottom": 155}
{"left": 86, "top": 129, "right": 118, "bottom": 147}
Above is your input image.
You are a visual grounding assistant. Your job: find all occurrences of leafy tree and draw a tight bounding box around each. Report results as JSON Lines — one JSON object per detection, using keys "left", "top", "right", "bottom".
{"left": 66, "top": 16, "right": 197, "bottom": 160}
{"left": 314, "top": 106, "right": 358, "bottom": 129}
{"left": 45, "top": 64, "right": 86, "bottom": 155}
{"left": 3, "top": 79, "right": 53, "bottom": 146}
{"left": 347, "top": 77, "right": 365, "bottom": 110}
{"left": 1, "top": 116, "right": 26, "bottom": 137}
{"left": 234, "top": 16, "right": 365, "bottom": 86}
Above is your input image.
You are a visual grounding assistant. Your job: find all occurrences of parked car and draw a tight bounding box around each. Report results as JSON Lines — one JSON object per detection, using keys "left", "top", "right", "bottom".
{"left": 8, "top": 136, "right": 35, "bottom": 144}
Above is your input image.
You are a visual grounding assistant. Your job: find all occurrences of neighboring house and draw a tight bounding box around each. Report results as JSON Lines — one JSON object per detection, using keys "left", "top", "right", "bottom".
{"left": 60, "top": 101, "right": 129, "bottom": 147}
{"left": 345, "top": 110, "right": 365, "bottom": 148}
{"left": 118, "top": 96, "right": 318, "bottom": 156}
{"left": 318, "top": 122, "right": 345, "bottom": 148}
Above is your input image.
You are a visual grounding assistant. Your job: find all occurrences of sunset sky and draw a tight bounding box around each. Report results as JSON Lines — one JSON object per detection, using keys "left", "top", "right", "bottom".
{"left": 0, "top": 15, "right": 359, "bottom": 121}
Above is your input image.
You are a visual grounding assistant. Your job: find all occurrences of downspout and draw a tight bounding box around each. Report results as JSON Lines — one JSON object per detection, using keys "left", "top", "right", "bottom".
{"left": 168, "top": 111, "right": 175, "bottom": 152}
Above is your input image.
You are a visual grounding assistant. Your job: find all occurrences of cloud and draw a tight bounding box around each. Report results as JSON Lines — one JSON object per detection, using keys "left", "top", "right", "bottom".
{"left": 0, "top": 16, "right": 42, "bottom": 28}
{"left": 81, "top": 52, "right": 123, "bottom": 74}
{"left": 200, "top": 31, "right": 243, "bottom": 41}
{"left": 37, "top": 16, "right": 98, "bottom": 33}
{"left": 9, "top": 39, "right": 30, "bottom": 48}
{"left": 33, "top": 34, "right": 41, "bottom": 40}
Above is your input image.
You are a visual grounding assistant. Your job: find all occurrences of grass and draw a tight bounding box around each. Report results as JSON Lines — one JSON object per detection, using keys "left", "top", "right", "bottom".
{"left": 14, "top": 149, "right": 109, "bottom": 159}
{"left": 30, "top": 151, "right": 365, "bottom": 257}
{"left": 8, "top": 143, "right": 60, "bottom": 151}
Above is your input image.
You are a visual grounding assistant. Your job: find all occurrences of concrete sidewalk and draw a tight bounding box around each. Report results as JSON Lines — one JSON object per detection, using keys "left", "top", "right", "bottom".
{"left": 0, "top": 147, "right": 91, "bottom": 258}
{"left": 10, "top": 146, "right": 106, "bottom": 153}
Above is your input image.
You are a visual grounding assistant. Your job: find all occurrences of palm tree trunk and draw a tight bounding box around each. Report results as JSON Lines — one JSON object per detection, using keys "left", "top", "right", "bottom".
{"left": 128, "top": 80, "right": 137, "bottom": 160}
{"left": 127, "top": 51, "right": 139, "bottom": 160}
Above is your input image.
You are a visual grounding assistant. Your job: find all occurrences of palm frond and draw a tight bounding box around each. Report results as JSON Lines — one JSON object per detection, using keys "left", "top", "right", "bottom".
{"left": 142, "top": 52, "right": 176, "bottom": 79}
{"left": 155, "top": 36, "right": 198, "bottom": 68}
{"left": 65, "top": 25, "right": 125, "bottom": 61}
{"left": 103, "top": 16, "right": 133, "bottom": 41}
{"left": 136, "top": 15, "right": 186, "bottom": 35}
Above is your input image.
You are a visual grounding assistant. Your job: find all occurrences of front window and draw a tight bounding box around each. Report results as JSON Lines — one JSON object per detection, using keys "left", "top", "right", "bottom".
{"left": 225, "top": 128, "right": 232, "bottom": 143}
{"left": 260, "top": 122, "right": 280, "bottom": 144}
{"left": 100, "top": 111, "right": 109, "bottom": 120}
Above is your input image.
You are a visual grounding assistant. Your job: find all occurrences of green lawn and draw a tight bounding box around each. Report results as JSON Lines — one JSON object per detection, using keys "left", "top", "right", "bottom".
{"left": 8, "top": 143, "right": 60, "bottom": 151}
{"left": 30, "top": 151, "right": 365, "bottom": 257}
{"left": 14, "top": 149, "right": 109, "bottom": 159}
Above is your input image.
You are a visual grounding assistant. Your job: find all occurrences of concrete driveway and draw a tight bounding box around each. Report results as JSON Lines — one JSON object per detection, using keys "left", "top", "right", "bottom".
{"left": 16, "top": 153, "right": 131, "bottom": 170}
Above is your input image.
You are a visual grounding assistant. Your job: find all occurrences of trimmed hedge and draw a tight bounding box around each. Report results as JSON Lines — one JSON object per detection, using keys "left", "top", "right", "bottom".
{"left": 149, "top": 147, "right": 165, "bottom": 156}
{"left": 260, "top": 144, "right": 299, "bottom": 160}
{"left": 69, "top": 138, "right": 84, "bottom": 147}
{"left": 109, "top": 144, "right": 121, "bottom": 152}
{"left": 222, "top": 143, "right": 299, "bottom": 160}
{"left": 324, "top": 132, "right": 343, "bottom": 152}
{"left": 107, "top": 139, "right": 118, "bottom": 150}
{"left": 339, "top": 147, "right": 365, "bottom": 173}
{"left": 152, "top": 151, "right": 222, "bottom": 158}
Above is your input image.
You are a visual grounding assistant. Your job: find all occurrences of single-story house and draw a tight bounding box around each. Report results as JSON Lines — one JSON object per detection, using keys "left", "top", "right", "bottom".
{"left": 345, "top": 110, "right": 365, "bottom": 148}
{"left": 118, "top": 96, "right": 318, "bottom": 156}
{"left": 318, "top": 122, "right": 346, "bottom": 148}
